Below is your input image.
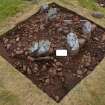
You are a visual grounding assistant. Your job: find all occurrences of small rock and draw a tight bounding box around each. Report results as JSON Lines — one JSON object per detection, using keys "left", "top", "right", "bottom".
{"left": 29, "top": 42, "right": 39, "bottom": 53}
{"left": 93, "top": 37, "right": 99, "bottom": 41}
{"left": 67, "top": 32, "right": 79, "bottom": 55}
{"left": 55, "top": 96, "right": 59, "bottom": 102}
{"left": 16, "top": 37, "right": 20, "bottom": 42}
{"left": 41, "top": 4, "right": 49, "bottom": 11}
{"left": 47, "top": 7, "right": 57, "bottom": 20}
{"left": 92, "top": 12, "right": 104, "bottom": 19}
{"left": 40, "top": 24, "right": 45, "bottom": 30}
{"left": 6, "top": 44, "right": 11, "bottom": 50}
{"left": 3, "top": 38, "right": 8, "bottom": 44}
{"left": 57, "top": 68, "right": 62, "bottom": 72}
{"left": 23, "top": 65, "right": 27, "bottom": 72}
{"left": 42, "top": 65, "right": 47, "bottom": 71}
{"left": 57, "top": 27, "right": 63, "bottom": 32}
{"left": 45, "top": 78, "right": 50, "bottom": 84}
{"left": 63, "top": 19, "right": 72, "bottom": 25}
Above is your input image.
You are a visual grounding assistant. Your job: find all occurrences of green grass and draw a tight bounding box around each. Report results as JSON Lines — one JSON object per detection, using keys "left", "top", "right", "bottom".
{"left": 0, "top": 0, "right": 29, "bottom": 22}
{"left": 79, "top": 0, "right": 105, "bottom": 13}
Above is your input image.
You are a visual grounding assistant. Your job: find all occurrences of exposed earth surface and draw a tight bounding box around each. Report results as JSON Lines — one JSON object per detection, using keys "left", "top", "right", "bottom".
{"left": 0, "top": 3, "right": 105, "bottom": 102}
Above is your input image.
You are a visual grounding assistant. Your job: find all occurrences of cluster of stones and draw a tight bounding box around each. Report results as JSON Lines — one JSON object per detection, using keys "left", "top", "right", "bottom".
{"left": 29, "top": 4, "right": 94, "bottom": 56}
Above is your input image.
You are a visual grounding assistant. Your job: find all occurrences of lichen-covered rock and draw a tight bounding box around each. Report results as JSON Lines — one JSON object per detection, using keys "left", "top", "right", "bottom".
{"left": 67, "top": 32, "right": 79, "bottom": 55}
{"left": 29, "top": 40, "right": 51, "bottom": 56}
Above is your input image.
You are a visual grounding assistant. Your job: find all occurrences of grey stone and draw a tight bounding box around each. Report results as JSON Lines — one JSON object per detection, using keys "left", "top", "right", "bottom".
{"left": 82, "top": 21, "right": 92, "bottom": 34}
{"left": 67, "top": 32, "right": 79, "bottom": 55}
{"left": 38, "top": 40, "right": 51, "bottom": 55}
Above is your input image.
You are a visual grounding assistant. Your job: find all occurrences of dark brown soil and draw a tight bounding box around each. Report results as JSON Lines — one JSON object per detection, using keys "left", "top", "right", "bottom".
{"left": 97, "top": 0, "right": 105, "bottom": 7}
{"left": 0, "top": 3, "right": 105, "bottom": 102}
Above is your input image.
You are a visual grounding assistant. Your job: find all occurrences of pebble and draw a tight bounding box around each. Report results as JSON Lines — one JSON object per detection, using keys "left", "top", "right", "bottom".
{"left": 57, "top": 68, "right": 62, "bottom": 72}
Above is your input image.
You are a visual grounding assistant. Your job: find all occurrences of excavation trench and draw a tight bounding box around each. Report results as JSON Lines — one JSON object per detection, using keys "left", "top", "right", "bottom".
{"left": 0, "top": 3, "right": 105, "bottom": 102}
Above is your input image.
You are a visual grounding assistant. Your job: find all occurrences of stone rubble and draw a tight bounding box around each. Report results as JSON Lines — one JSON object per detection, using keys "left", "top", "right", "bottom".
{"left": 67, "top": 32, "right": 79, "bottom": 55}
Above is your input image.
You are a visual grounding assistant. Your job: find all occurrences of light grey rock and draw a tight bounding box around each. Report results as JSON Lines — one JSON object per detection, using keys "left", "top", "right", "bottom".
{"left": 38, "top": 40, "right": 51, "bottom": 55}
{"left": 67, "top": 32, "right": 79, "bottom": 55}
{"left": 82, "top": 21, "right": 92, "bottom": 34}
{"left": 29, "top": 40, "right": 51, "bottom": 55}
{"left": 47, "top": 7, "right": 57, "bottom": 20}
